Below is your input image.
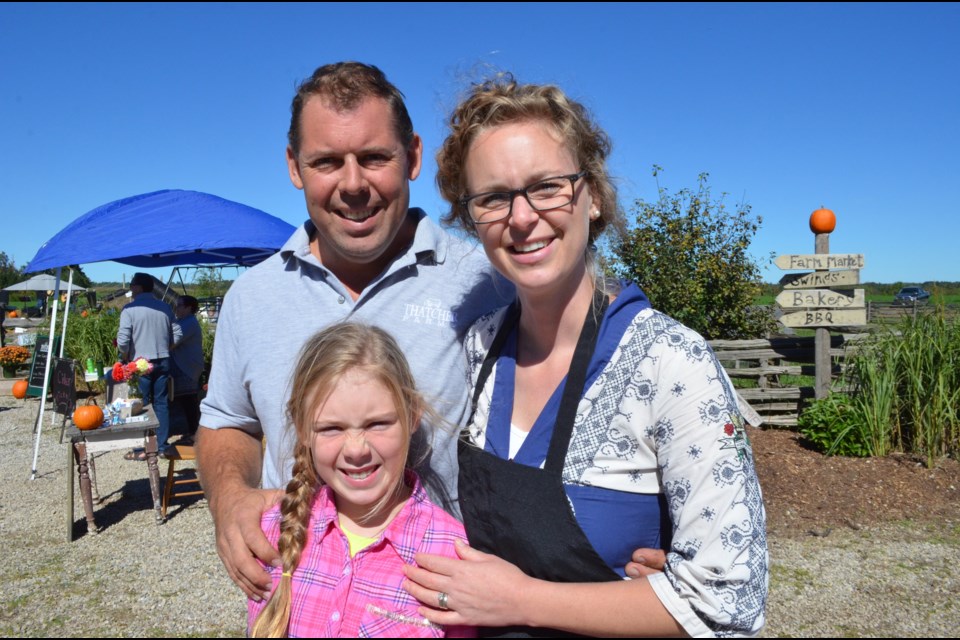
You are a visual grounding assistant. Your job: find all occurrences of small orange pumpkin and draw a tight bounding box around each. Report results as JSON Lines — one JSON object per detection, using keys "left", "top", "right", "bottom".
{"left": 809, "top": 207, "right": 836, "bottom": 234}
{"left": 73, "top": 401, "right": 104, "bottom": 430}
{"left": 80, "top": 310, "right": 88, "bottom": 318}
{"left": 12, "top": 379, "right": 28, "bottom": 399}
{"left": 8, "top": 310, "right": 18, "bottom": 318}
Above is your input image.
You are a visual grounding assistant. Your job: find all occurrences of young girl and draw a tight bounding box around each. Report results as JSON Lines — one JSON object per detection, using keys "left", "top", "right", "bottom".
{"left": 248, "top": 323, "right": 475, "bottom": 638}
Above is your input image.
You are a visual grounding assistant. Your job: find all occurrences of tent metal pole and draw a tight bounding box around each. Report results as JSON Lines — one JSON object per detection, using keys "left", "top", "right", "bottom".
{"left": 58, "top": 268, "right": 74, "bottom": 359}
{"left": 31, "top": 267, "right": 62, "bottom": 480}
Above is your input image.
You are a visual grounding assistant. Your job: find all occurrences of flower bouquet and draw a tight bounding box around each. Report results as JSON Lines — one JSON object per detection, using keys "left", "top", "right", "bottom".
{"left": 111, "top": 357, "right": 154, "bottom": 383}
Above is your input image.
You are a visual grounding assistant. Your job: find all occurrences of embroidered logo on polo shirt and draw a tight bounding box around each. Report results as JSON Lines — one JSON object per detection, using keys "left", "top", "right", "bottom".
{"left": 401, "top": 298, "right": 455, "bottom": 327}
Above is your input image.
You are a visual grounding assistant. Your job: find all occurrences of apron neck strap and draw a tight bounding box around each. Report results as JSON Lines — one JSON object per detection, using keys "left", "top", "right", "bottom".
{"left": 545, "top": 288, "right": 608, "bottom": 472}
{"left": 468, "top": 289, "right": 610, "bottom": 474}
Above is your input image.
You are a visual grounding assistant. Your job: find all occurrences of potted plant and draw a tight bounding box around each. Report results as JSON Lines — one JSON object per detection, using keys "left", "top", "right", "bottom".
{"left": 0, "top": 345, "right": 30, "bottom": 378}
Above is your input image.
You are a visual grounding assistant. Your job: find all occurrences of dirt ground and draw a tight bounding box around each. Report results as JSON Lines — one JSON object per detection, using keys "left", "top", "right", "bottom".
{"left": 750, "top": 427, "right": 960, "bottom": 538}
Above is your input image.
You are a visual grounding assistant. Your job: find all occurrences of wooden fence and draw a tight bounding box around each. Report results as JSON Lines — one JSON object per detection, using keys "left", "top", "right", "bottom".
{"left": 714, "top": 302, "right": 959, "bottom": 426}
{"left": 710, "top": 334, "right": 865, "bottom": 428}
{"left": 866, "top": 301, "right": 959, "bottom": 322}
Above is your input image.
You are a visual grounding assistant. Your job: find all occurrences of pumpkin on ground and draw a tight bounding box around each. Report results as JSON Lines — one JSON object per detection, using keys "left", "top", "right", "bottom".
{"left": 7, "top": 310, "right": 17, "bottom": 318}
{"left": 809, "top": 207, "right": 836, "bottom": 234}
{"left": 73, "top": 402, "right": 104, "bottom": 430}
{"left": 12, "top": 379, "right": 28, "bottom": 399}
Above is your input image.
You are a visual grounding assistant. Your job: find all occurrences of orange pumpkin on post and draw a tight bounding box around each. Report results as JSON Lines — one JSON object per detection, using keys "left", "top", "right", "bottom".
{"left": 809, "top": 207, "right": 836, "bottom": 234}
{"left": 73, "top": 401, "right": 104, "bottom": 430}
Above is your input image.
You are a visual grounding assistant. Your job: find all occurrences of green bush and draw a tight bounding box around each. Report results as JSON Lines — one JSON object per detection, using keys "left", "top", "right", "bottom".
{"left": 799, "top": 305, "right": 960, "bottom": 466}
{"left": 610, "top": 168, "right": 777, "bottom": 340}
{"left": 798, "top": 393, "right": 872, "bottom": 457}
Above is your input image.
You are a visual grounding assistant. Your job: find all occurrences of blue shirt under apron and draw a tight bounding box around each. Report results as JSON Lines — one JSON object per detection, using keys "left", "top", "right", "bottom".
{"left": 482, "top": 283, "right": 671, "bottom": 577}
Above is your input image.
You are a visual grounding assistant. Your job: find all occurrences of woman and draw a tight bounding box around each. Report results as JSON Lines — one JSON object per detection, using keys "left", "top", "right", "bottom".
{"left": 403, "top": 75, "right": 768, "bottom": 637}
{"left": 170, "top": 295, "right": 204, "bottom": 446}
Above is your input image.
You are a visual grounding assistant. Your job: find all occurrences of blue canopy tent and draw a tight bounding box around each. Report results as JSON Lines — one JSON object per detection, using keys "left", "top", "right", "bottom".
{"left": 27, "top": 189, "right": 295, "bottom": 271}
{"left": 24, "top": 189, "right": 296, "bottom": 479}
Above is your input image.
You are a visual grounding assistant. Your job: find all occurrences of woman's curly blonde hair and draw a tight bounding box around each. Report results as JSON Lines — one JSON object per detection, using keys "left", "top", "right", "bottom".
{"left": 436, "top": 73, "right": 624, "bottom": 244}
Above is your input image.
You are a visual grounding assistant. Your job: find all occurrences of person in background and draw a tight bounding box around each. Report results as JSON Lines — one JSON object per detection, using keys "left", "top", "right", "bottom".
{"left": 169, "top": 294, "right": 204, "bottom": 449}
{"left": 118, "top": 272, "right": 175, "bottom": 460}
{"left": 402, "top": 75, "right": 769, "bottom": 636}
{"left": 248, "top": 323, "right": 475, "bottom": 638}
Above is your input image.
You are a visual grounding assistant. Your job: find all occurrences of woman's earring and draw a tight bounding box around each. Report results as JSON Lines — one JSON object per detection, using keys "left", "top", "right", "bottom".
{"left": 589, "top": 208, "right": 601, "bottom": 220}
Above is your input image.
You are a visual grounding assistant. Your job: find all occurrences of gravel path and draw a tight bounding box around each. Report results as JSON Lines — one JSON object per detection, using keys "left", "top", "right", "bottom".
{"left": 1, "top": 392, "right": 957, "bottom": 637}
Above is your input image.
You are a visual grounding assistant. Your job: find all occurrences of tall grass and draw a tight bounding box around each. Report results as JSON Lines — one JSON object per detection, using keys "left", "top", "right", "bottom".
{"left": 63, "top": 310, "right": 121, "bottom": 371}
{"left": 799, "top": 303, "right": 960, "bottom": 466}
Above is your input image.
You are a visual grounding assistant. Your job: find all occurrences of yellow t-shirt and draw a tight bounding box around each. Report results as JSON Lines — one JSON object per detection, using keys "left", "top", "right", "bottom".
{"left": 342, "top": 527, "right": 378, "bottom": 557}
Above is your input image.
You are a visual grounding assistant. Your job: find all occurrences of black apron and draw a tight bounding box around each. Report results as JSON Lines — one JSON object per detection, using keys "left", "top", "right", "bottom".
{"left": 458, "top": 290, "right": 619, "bottom": 638}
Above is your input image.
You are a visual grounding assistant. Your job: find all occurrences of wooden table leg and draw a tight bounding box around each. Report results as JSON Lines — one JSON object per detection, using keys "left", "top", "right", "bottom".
{"left": 144, "top": 432, "right": 163, "bottom": 523}
{"left": 89, "top": 453, "right": 100, "bottom": 503}
{"left": 74, "top": 441, "right": 99, "bottom": 534}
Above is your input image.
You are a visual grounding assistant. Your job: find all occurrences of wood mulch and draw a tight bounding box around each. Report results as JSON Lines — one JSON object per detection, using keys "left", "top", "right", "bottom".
{"left": 750, "top": 427, "right": 960, "bottom": 538}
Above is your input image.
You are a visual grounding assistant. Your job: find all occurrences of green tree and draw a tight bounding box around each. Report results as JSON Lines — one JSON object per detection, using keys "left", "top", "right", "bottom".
{"left": 0, "top": 252, "right": 25, "bottom": 290}
{"left": 611, "top": 167, "right": 776, "bottom": 340}
{"left": 192, "top": 267, "right": 226, "bottom": 299}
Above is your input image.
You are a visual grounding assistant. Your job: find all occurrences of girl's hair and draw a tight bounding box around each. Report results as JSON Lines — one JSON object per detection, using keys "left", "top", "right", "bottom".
{"left": 251, "top": 322, "right": 432, "bottom": 638}
{"left": 435, "top": 72, "right": 625, "bottom": 245}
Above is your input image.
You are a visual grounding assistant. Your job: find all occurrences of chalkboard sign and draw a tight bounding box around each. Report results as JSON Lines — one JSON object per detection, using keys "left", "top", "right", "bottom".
{"left": 26, "top": 335, "right": 62, "bottom": 398}
{"left": 51, "top": 357, "right": 77, "bottom": 416}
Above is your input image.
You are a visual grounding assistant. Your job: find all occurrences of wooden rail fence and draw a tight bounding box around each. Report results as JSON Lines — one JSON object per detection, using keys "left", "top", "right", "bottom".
{"left": 715, "top": 302, "right": 958, "bottom": 426}
{"left": 711, "top": 334, "right": 866, "bottom": 428}
{"left": 866, "top": 301, "right": 958, "bottom": 322}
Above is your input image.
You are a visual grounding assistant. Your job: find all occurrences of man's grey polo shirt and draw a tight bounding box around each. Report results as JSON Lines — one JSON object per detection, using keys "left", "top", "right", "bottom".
{"left": 200, "top": 209, "right": 511, "bottom": 513}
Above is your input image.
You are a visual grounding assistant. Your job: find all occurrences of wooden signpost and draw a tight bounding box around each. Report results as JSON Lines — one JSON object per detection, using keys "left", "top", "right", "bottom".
{"left": 775, "top": 208, "right": 866, "bottom": 398}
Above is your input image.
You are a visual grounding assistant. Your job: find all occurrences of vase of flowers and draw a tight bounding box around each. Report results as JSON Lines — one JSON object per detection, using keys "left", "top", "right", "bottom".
{"left": 111, "top": 357, "right": 154, "bottom": 398}
{"left": 0, "top": 346, "right": 30, "bottom": 378}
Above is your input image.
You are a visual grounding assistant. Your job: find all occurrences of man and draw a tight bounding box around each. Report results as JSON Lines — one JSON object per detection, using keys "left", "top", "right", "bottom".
{"left": 117, "top": 272, "right": 175, "bottom": 459}
{"left": 169, "top": 294, "right": 204, "bottom": 446}
{"left": 197, "top": 62, "right": 509, "bottom": 600}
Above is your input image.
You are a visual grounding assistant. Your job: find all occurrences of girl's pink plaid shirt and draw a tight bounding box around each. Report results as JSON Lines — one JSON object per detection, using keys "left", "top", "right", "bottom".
{"left": 248, "top": 471, "right": 476, "bottom": 638}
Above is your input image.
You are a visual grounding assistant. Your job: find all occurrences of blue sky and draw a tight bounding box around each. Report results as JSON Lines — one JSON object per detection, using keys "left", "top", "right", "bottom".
{"left": 2, "top": 2, "right": 958, "bottom": 286}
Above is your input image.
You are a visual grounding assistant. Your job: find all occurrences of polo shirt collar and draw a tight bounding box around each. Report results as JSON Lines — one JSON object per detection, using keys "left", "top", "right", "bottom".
{"left": 280, "top": 208, "right": 446, "bottom": 275}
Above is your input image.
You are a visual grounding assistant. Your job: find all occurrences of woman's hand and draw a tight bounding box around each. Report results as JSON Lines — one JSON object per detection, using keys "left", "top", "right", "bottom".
{"left": 403, "top": 539, "right": 532, "bottom": 628}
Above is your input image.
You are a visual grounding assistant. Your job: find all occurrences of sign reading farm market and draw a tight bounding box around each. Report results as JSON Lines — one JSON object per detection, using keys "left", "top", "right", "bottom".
{"left": 773, "top": 254, "right": 864, "bottom": 270}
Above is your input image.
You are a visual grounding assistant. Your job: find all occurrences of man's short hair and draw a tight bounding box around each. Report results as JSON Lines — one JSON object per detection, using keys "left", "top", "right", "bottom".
{"left": 178, "top": 295, "right": 199, "bottom": 314}
{"left": 130, "top": 272, "right": 154, "bottom": 292}
{"left": 288, "top": 61, "right": 414, "bottom": 156}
